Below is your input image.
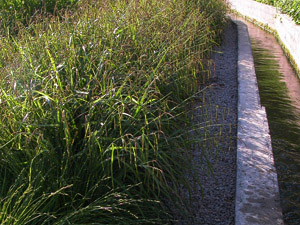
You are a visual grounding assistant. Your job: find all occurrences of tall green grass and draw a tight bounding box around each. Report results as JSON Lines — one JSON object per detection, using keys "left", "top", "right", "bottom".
{"left": 0, "top": 0, "right": 78, "bottom": 35}
{"left": 255, "top": 0, "right": 300, "bottom": 24}
{"left": 0, "top": 0, "right": 227, "bottom": 223}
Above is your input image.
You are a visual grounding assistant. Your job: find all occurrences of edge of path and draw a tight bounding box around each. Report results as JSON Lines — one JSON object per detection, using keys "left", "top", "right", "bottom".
{"left": 234, "top": 19, "right": 284, "bottom": 225}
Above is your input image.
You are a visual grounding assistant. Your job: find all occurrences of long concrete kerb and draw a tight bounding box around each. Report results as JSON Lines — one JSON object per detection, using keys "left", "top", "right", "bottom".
{"left": 234, "top": 20, "right": 284, "bottom": 224}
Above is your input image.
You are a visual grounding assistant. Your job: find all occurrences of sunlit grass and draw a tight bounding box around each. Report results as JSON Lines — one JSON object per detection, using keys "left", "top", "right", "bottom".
{"left": 0, "top": 0, "right": 228, "bottom": 223}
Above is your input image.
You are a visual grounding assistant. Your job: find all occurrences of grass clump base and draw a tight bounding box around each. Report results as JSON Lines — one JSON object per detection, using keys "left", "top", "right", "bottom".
{"left": 0, "top": 0, "right": 227, "bottom": 223}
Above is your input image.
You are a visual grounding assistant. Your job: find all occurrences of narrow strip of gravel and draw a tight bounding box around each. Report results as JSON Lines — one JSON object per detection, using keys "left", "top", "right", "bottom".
{"left": 176, "top": 20, "right": 238, "bottom": 225}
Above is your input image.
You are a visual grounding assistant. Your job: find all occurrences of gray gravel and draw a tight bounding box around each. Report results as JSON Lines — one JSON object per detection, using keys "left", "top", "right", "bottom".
{"left": 175, "top": 20, "right": 238, "bottom": 225}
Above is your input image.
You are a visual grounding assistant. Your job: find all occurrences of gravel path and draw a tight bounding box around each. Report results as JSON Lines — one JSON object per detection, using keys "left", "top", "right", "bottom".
{"left": 176, "top": 20, "right": 238, "bottom": 225}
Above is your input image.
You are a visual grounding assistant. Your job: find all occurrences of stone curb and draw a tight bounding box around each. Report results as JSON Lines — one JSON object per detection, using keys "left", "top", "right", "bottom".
{"left": 234, "top": 20, "right": 284, "bottom": 225}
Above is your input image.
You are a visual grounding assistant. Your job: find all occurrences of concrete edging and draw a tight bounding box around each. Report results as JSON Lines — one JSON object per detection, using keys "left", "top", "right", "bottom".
{"left": 234, "top": 20, "right": 284, "bottom": 224}
{"left": 228, "top": 0, "right": 300, "bottom": 76}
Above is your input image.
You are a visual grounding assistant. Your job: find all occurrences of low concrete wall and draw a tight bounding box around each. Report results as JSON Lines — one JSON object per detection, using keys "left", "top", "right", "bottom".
{"left": 229, "top": 0, "right": 300, "bottom": 74}
{"left": 234, "top": 20, "right": 283, "bottom": 225}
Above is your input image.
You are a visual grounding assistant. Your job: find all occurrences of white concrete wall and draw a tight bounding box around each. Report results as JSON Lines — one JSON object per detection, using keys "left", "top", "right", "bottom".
{"left": 228, "top": 0, "right": 300, "bottom": 73}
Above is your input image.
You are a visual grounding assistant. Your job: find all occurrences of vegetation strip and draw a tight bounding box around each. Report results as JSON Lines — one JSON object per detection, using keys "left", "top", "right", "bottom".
{"left": 0, "top": 0, "right": 228, "bottom": 223}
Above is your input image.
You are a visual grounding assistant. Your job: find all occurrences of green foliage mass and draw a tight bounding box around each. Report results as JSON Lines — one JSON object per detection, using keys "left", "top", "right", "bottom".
{"left": 255, "top": 0, "right": 300, "bottom": 24}
{"left": 0, "top": 0, "right": 77, "bottom": 13}
{"left": 0, "top": 0, "right": 228, "bottom": 223}
{"left": 0, "top": 0, "right": 78, "bottom": 33}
